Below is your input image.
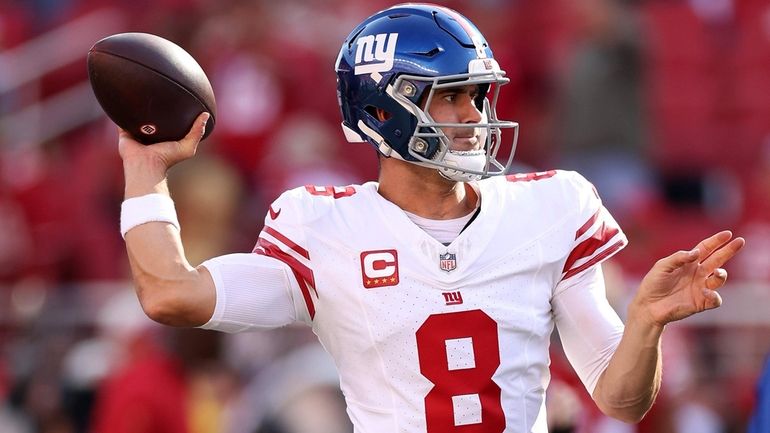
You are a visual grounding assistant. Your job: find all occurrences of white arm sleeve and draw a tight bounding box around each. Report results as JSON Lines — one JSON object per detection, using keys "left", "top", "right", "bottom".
{"left": 552, "top": 265, "right": 624, "bottom": 394}
{"left": 198, "top": 253, "right": 303, "bottom": 333}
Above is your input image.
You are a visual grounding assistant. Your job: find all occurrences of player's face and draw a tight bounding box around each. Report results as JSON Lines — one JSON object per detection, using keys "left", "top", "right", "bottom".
{"left": 426, "top": 84, "right": 483, "bottom": 152}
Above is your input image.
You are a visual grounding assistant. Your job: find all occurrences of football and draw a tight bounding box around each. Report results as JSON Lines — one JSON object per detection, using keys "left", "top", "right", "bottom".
{"left": 87, "top": 32, "right": 216, "bottom": 144}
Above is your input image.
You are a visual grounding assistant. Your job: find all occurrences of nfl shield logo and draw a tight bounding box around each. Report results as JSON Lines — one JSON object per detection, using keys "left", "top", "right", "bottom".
{"left": 439, "top": 252, "right": 457, "bottom": 272}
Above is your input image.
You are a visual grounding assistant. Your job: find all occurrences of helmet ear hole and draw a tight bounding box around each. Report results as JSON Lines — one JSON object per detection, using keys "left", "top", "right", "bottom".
{"left": 366, "top": 106, "right": 392, "bottom": 122}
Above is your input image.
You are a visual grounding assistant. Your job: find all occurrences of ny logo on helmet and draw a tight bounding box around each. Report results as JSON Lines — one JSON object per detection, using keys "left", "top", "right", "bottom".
{"left": 354, "top": 33, "right": 398, "bottom": 75}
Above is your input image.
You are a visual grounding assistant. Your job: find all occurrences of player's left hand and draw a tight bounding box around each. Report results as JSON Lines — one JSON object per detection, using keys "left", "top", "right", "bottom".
{"left": 631, "top": 231, "right": 745, "bottom": 328}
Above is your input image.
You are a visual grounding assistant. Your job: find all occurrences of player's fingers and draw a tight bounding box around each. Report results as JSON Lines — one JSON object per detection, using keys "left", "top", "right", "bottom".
{"left": 180, "top": 112, "right": 209, "bottom": 146}
{"left": 117, "top": 127, "right": 146, "bottom": 155}
{"left": 171, "top": 112, "right": 209, "bottom": 160}
{"left": 699, "top": 237, "right": 745, "bottom": 274}
{"left": 659, "top": 248, "right": 700, "bottom": 270}
{"left": 693, "top": 231, "right": 733, "bottom": 261}
{"left": 705, "top": 268, "right": 727, "bottom": 290}
{"left": 701, "top": 288, "right": 723, "bottom": 311}
{"left": 117, "top": 127, "right": 137, "bottom": 143}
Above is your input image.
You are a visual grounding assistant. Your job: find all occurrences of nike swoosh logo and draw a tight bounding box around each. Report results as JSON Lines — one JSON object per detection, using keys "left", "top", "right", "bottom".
{"left": 269, "top": 205, "right": 281, "bottom": 220}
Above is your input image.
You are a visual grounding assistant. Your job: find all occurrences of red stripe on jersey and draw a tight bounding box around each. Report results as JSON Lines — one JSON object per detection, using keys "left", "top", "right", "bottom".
{"left": 563, "top": 222, "right": 620, "bottom": 274}
{"left": 264, "top": 226, "right": 310, "bottom": 259}
{"left": 505, "top": 170, "right": 557, "bottom": 183}
{"left": 255, "top": 238, "right": 316, "bottom": 319}
{"left": 256, "top": 237, "right": 316, "bottom": 291}
{"left": 293, "top": 274, "right": 316, "bottom": 320}
{"left": 562, "top": 239, "right": 626, "bottom": 280}
{"left": 575, "top": 209, "right": 601, "bottom": 240}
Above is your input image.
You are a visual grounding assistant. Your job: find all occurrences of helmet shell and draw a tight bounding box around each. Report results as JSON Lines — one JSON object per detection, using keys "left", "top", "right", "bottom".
{"left": 335, "top": 4, "right": 494, "bottom": 161}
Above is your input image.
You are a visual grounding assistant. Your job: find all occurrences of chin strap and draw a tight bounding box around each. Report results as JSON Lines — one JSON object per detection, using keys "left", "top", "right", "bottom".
{"left": 438, "top": 150, "right": 486, "bottom": 182}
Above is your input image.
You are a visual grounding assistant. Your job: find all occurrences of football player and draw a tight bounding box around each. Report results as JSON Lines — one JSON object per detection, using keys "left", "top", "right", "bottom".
{"left": 117, "top": 4, "right": 744, "bottom": 432}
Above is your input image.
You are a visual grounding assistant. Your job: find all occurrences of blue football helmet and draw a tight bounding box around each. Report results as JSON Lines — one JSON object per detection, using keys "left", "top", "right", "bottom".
{"left": 335, "top": 3, "right": 519, "bottom": 181}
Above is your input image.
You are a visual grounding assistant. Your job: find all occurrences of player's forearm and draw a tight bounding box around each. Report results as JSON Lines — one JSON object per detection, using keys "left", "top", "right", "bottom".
{"left": 592, "top": 306, "right": 664, "bottom": 423}
{"left": 122, "top": 158, "right": 214, "bottom": 326}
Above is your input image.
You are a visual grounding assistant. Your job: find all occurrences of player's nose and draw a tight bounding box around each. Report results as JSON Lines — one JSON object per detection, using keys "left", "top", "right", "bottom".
{"left": 460, "top": 95, "right": 482, "bottom": 125}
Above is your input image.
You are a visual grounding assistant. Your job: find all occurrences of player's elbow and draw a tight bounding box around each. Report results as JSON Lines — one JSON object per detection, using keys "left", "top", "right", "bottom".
{"left": 596, "top": 402, "right": 650, "bottom": 424}
{"left": 138, "top": 289, "right": 187, "bottom": 326}
{"left": 592, "top": 371, "right": 658, "bottom": 424}
{"left": 593, "top": 389, "right": 653, "bottom": 424}
{"left": 134, "top": 271, "right": 213, "bottom": 327}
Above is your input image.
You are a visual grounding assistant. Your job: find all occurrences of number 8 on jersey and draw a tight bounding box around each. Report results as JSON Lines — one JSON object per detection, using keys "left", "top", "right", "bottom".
{"left": 416, "top": 309, "right": 505, "bottom": 432}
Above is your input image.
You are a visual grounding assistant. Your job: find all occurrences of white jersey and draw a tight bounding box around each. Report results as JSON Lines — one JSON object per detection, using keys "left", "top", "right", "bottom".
{"left": 202, "top": 170, "right": 627, "bottom": 433}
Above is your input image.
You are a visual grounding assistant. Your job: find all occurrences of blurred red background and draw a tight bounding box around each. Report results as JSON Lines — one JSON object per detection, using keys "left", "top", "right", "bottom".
{"left": 0, "top": 1, "right": 769, "bottom": 432}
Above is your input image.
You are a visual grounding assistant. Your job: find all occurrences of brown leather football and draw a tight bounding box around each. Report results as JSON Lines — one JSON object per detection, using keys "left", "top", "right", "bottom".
{"left": 87, "top": 32, "right": 216, "bottom": 144}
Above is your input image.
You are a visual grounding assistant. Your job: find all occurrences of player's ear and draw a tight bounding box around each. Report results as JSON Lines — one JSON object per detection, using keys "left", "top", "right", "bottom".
{"left": 375, "top": 108, "right": 391, "bottom": 122}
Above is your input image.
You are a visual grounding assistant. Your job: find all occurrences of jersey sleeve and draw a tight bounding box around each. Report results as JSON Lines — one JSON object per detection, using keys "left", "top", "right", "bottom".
{"left": 252, "top": 188, "right": 318, "bottom": 324}
{"left": 552, "top": 265, "right": 624, "bottom": 394}
{"left": 198, "top": 188, "right": 318, "bottom": 331}
{"left": 558, "top": 171, "right": 628, "bottom": 284}
{"left": 199, "top": 253, "right": 300, "bottom": 332}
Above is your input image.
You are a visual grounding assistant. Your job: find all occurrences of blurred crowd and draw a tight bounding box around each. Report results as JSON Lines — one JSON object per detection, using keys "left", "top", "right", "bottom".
{"left": 1, "top": 0, "right": 770, "bottom": 432}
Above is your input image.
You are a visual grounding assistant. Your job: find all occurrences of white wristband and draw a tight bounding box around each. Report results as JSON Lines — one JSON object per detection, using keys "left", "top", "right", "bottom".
{"left": 120, "top": 193, "right": 180, "bottom": 239}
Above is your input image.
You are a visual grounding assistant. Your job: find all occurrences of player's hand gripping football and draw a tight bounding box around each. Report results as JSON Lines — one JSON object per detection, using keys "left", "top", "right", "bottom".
{"left": 118, "top": 112, "right": 210, "bottom": 170}
{"left": 631, "top": 231, "right": 745, "bottom": 328}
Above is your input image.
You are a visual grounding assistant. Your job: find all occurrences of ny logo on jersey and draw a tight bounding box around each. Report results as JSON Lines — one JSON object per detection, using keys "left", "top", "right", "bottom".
{"left": 354, "top": 33, "right": 398, "bottom": 75}
{"left": 360, "top": 249, "right": 399, "bottom": 288}
{"left": 439, "top": 252, "right": 457, "bottom": 272}
{"left": 443, "top": 291, "right": 463, "bottom": 306}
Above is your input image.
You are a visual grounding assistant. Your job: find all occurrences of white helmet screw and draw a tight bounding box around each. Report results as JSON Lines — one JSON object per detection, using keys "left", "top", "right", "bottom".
{"left": 402, "top": 82, "right": 416, "bottom": 97}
